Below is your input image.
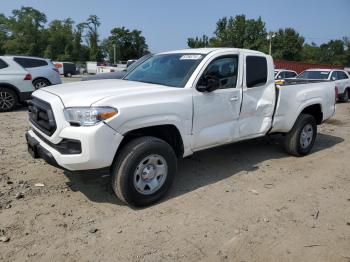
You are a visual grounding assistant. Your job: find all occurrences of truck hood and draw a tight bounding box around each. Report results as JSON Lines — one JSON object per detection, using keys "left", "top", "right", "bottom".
{"left": 40, "top": 79, "right": 178, "bottom": 107}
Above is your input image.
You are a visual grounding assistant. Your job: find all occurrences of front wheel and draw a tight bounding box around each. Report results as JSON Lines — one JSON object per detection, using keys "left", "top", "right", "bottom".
{"left": 0, "top": 87, "right": 18, "bottom": 112}
{"left": 284, "top": 114, "right": 317, "bottom": 156}
{"left": 111, "top": 136, "right": 177, "bottom": 207}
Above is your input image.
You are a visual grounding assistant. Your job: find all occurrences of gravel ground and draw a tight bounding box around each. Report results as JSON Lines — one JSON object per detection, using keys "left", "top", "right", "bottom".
{"left": 0, "top": 101, "right": 349, "bottom": 262}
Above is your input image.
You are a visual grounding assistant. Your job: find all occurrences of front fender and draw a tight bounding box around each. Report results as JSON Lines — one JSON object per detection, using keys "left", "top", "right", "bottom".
{"left": 115, "top": 114, "right": 188, "bottom": 136}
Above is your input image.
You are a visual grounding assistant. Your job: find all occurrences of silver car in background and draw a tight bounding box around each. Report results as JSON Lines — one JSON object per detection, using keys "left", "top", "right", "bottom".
{"left": 10, "top": 56, "right": 62, "bottom": 89}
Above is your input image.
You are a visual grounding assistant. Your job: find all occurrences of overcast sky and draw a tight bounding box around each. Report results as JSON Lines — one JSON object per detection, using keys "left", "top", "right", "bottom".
{"left": 1, "top": 0, "right": 349, "bottom": 52}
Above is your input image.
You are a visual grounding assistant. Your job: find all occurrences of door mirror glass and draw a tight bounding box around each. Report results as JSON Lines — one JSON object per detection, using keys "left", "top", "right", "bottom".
{"left": 196, "top": 75, "right": 220, "bottom": 92}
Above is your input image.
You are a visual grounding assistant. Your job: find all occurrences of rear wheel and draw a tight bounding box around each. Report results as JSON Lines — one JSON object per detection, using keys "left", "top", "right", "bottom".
{"left": 111, "top": 136, "right": 177, "bottom": 207}
{"left": 284, "top": 114, "right": 317, "bottom": 156}
{"left": 0, "top": 87, "right": 18, "bottom": 112}
{"left": 33, "top": 78, "right": 50, "bottom": 89}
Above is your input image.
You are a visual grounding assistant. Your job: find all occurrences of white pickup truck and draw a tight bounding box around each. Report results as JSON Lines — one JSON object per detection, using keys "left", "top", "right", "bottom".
{"left": 25, "top": 48, "right": 336, "bottom": 207}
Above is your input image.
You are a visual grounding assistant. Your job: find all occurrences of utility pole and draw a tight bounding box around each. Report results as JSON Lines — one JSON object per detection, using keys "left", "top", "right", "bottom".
{"left": 113, "top": 43, "right": 116, "bottom": 65}
{"left": 267, "top": 33, "right": 276, "bottom": 55}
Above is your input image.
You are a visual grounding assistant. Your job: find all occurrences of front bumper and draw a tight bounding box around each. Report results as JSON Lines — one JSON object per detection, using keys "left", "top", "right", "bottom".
{"left": 26, "top": 132, "right": 61, "bottom": 168}
{"left": 25, "top": 123, "right": 123, "bottom": 171}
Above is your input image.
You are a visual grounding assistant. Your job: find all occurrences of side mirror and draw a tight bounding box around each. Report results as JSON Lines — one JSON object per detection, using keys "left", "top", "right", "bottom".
{"left": 331, "top": 76, "right": 336, "bottom": 81}
{"left": 196, "top": 75, "right": 220, "bottom": 92}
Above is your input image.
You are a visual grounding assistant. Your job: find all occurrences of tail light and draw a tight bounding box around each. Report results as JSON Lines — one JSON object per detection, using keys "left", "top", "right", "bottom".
{"left": 24, "top": 74, "right": 32, "bottom": 80}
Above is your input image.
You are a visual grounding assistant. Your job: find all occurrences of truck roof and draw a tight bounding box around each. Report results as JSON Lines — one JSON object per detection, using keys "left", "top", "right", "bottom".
{"left": 159, "top": 48, "right": 265, "bottom": 55}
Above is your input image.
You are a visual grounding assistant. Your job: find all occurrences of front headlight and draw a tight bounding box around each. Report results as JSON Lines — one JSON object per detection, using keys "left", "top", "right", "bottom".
{"left": 64, "top": 107, "right": 118, "bottom": 126}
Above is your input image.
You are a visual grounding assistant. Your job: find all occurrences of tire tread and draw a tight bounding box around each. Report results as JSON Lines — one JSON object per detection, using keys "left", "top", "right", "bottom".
{"left": 284, "top": 114, "right": 317, "bottom": 157}
{"left": 111, "top": 136, "right": 176, "bottom": 207}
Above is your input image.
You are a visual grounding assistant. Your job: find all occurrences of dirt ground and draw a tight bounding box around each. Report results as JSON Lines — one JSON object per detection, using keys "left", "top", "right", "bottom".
{"left": 0, "top": 102, "right": 349, "bottom": 262}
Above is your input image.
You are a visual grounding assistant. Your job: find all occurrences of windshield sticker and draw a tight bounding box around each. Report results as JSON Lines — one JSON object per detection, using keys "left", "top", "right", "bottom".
{"left": 180, "top": 55, "right": 202, "bottom": 60}
{"left": 320, "top": 72, "right": 329, "bottom": 74}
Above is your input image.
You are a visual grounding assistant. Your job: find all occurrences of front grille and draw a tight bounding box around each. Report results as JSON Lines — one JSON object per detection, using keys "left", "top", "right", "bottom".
{"left": 28, "top": 98, "right": 56, "bottom": 136}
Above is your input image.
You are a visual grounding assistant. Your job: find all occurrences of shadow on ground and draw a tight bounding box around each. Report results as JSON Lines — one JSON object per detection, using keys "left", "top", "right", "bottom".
{"left": 63, "top": 133, "right": 344, "bottom": 206}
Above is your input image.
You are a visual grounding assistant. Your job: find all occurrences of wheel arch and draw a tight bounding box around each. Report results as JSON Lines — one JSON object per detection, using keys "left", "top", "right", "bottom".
{"left": 116, "top": 124, "right": 185, "bottom": 159}
{"left": 32, "top": 77, "right": 52, "bottom": 85}
{"left": 0, "top": 83, "right": 20, "bottom": 100}
{"left": 299, "top": 103, "right": 323, "bottom": 125}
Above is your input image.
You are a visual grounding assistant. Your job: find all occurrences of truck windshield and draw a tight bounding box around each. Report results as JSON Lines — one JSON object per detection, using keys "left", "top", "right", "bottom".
{"left": 297, "top": 71, "right": 330, "bottom": 80}
{"left": 124, "top": 53, "right": 204, "bottom": 87}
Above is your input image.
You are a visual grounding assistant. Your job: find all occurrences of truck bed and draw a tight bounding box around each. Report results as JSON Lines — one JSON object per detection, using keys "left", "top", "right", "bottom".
{"left": 270, "top": 80, "right": 336, "bottom": 133}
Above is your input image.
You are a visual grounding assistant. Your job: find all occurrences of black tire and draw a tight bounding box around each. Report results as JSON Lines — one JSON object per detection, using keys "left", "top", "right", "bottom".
{"left": 0, "top": 87, "right": 18, "bottom": 112}
{"left": 284, "top": 114, "right": 317, "bottom": 156}
{"left": 340, "top": 89, "right": 349, "bottom": 102}
{"left": 33, "top": 78, "right": 50, "bottom": 89}
{"left": 111, "top": 136, "right": 177, "bottom": 207}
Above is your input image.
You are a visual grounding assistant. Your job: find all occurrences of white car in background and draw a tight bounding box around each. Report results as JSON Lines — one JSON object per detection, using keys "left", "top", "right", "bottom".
{"left": 10, "top": 56, "right": 62, "bottom": 89}
{"left": 0, "top": 57, "right": 35, "bottom": 112}
{"left": 297, "top": 69, "right": 350, "bottom": 102}
{"left": 274, "top": 69, "right": 298, "bottom": 79}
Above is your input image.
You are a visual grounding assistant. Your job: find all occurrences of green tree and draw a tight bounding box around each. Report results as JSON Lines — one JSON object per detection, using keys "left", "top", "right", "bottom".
{"left": 82, "top": 15, "right": 102, "bottom": 62}
{"left": 3, "top": 7, "right": 47, "bottom": 56}
{"left": 343, "top": 37, "right": 350, "bottom": 67}
{"left": 301, "top": 42, "right": 321, "bottom": 63}
{"left": 272, "top": 28, "right": 305, "bottom": 60}
{"left": 187, "top": 15, "right": 267, "bottom": 52}
{"left": 318, "top": 40, "right": 346, "bottom": 65}
{"left": 102, "top": 26, "right": 149, "bottom": 62}
{"left": 187, "top": 35, "right": 209, "bottom": 48}
{"left": 44, "top": 18, "right": 74, "bottom": 61}
{"left": 0, "top": 14, "right": 9, "bottom": 55}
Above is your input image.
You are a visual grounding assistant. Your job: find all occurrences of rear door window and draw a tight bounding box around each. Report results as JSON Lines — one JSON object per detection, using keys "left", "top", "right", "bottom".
{"left": 286, "top": 71, "right": 297, "bottom": 78}
{"left": 246, "top": 56, "right": 267, "bottom": 88}
{"left": 276, "top": 71, "right": 285, "bottom": 79}
{"left": 14, "top": 57, "right": 48, "bottom": 68}
{"left": 330, "top": 71, "right": 338, "bottom": 80}
{"left": 337, "top": 71, "right": 349, "bottom": 80}
{"left": 0, "top": 59, "right": 8, "bottom": 69}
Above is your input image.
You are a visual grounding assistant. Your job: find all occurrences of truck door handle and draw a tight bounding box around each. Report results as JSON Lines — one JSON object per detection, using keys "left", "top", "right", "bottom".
{"left": 230, "top": 96, "right": 239, "bottom": 102}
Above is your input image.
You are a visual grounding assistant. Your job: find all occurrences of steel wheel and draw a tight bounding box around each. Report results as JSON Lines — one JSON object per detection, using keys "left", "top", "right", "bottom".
{"left": 0, "top": 91, "right": 16, "bottom": 111}
{"left": 133, "top": 154, "right": 168, "bottom": 195}
{"left": 300, "top": 123, "right": 314, "bottom": 149}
